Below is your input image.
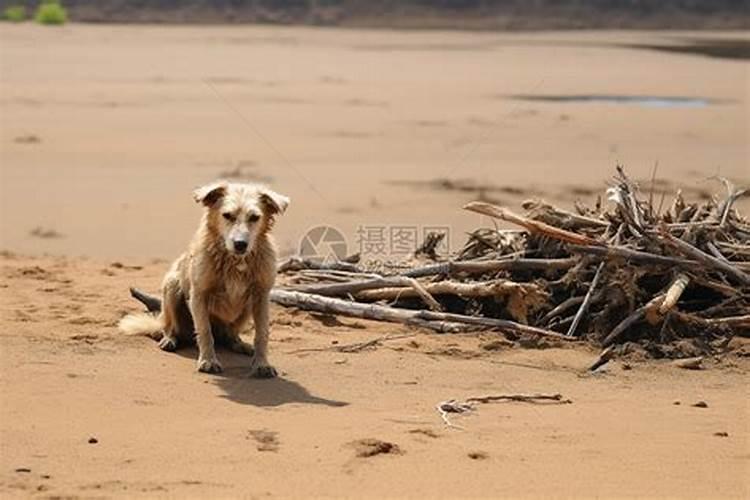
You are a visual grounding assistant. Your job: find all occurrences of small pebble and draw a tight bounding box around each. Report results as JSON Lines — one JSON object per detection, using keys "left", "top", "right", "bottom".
{"left": 15, "top": 467, "right": 31, "bottom": 473}
{"left": 88, "top": 437, "right": 98, "bottom": 444}
{"left": 673, "top": 401, "right": 681, "bottom": 405}
{"left": 692, "top": 401, "right": 708, "bottom": 408}
{"left": 621, "top": 363, "right": 632, "bottom": 371}
{"left": 714, "top": 432, "right": 729, "bottom": 437}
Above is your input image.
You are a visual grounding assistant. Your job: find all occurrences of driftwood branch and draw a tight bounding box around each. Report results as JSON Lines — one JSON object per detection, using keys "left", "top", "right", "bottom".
{"left": 270, "top": 289, "right": 575, "bottom": 340}
{"left": 656, "top": 229, "right": 750, "bottom": 285}
{"left": 464, "top": 202, "right": 601, "bottom": 246}
{"left": 355, "top": 279, "right": 542, "bottom": 301}
{"left": 403, "top": 257, "right": 578, "bottom": 278}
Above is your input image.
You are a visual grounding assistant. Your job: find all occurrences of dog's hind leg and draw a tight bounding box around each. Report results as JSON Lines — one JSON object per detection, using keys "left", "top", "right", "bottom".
{"left": 158, "top": 273, "right": 183, "bottom": 352}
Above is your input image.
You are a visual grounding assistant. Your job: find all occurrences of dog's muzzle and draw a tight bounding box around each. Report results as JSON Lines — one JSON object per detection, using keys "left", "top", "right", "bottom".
{"left": 233, "top": 240, "right": 248, "bottom": 254}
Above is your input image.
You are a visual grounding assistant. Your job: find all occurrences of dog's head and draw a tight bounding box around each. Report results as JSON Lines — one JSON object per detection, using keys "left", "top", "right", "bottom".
{"left": 193, "top": 181, "right": 289, "bottom": 256}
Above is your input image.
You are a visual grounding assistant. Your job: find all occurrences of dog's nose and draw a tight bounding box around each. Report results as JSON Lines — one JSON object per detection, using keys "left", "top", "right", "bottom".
{"left": 233, "top": 240, "right": 248, "bottom": 253}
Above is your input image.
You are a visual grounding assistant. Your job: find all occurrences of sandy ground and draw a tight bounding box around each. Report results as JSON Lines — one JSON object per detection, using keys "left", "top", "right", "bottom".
{"left": 1, "top": 252, "right": 748, "bottom": 498}
{"left": 1, "top": 24, "right": 749, "bottom": 498}
{"left": 0, "top": 25, "right": 748, "bottom": 260}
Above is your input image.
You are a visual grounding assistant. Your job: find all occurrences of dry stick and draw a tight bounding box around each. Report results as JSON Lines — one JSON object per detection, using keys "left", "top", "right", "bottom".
{"left": 657, "top": 229, "right": 750, "bottom": 286}
{"left": 715, "top": 177, "right": 747, "bottom": 228}
{"left": 278, "top": 256, "right": 360, "bottom": 274}
{"left": 601, "top": 294, "right": 665, "bottom": 347}
{"left": 566, "top": 261, "right": 606, "bottom": 337}
{"left": 465, "top": 393, "right": 571, "bottom": 404}
{"left": 464, "top": 202, "right": 602, "bottom": 246}
{"left": 291, "top": 276, "right": 442, "bottom": 312}
{"left": 437, "top": 393, "right": 571, "bottom": 428}
{"left": 673, "top": 312, "right": 750, "bottom": 329}
{"left": 541, "top": 296, "right": 584, "bottom": 324}
{"left": 522, "top": 200, "right": 609, "bottom": 228}
{"left": 269, "top": 289, "right": 575, "bottom": 340}
{"left": 588, "top": 346, "right": 616, "bottom": 371}
{"left": 403, "top": 257, "right": 577, "bottom": 278}
{"left": 568, "top": 244, "right": 701, "bottom": 269}
{"left": 289, "top": 333, "right": 416, "bottom": 354}
{"left": 355, "top": 279, "right": 541, "bottom": 301}
{"left": 705, "top": 241, "right": 729, "bottom": 262}
{"left": 657, "top": 273, "right": 691, "bottom": 315}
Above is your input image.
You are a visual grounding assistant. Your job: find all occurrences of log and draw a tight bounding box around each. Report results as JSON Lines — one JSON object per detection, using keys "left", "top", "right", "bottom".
{"left": 269, "top": 289, "right": 575, "bottom": 340}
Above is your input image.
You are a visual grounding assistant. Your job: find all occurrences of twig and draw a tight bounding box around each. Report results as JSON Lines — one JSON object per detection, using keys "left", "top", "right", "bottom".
{"left": 566, "top": 261, "right": 605, "bottom": 337}
{"left": 437, "top": 393, "right": 571, "bottom": 428}
{"left": 289, "top": 333, "right": 416, "bottom": 354}
{"left": 465, "top": 393, "right": 571, "bottom": 404}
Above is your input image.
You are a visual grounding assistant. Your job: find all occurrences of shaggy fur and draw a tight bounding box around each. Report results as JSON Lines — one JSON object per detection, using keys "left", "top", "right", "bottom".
{"left": 119, "top": 181, "right": 289, "bottom": 377}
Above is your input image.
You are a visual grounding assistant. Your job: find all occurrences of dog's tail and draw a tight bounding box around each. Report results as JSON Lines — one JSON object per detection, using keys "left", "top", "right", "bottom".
{"left": 118, "top": 312, "right": 164, "bottom": 339}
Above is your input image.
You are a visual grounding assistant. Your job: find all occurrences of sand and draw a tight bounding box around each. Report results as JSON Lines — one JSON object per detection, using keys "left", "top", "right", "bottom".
{"left": 0, "top": 24, "right": 748, "bottom": 498}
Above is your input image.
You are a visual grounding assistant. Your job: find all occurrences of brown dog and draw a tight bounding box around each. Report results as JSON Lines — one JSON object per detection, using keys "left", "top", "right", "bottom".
{"left": 119, "top": 181, "right": 289, "bottom": 377}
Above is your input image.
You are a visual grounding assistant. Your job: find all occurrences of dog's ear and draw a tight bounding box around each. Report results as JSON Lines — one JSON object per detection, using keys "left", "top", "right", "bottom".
{"left": 259, "top": 188, "right": 290, "bottom": 216}
{"left": 193, "top": 182, "right": 227, "bottom": 207}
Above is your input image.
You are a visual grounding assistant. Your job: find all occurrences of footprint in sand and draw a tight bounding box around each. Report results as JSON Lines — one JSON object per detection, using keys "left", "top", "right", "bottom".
{"left": 247, "top": 429, "right": 279, "bottom": 452}
{"left": 349, "top": 438, "right": 402, "bottom": 458}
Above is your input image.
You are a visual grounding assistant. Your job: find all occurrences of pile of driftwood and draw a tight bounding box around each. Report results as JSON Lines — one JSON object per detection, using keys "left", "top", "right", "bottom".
{"left": 272, "top": 167, "right": 749, "bottom": 357}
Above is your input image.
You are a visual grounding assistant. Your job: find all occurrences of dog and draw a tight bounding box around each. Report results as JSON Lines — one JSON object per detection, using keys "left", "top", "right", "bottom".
{"left": 119, "top": 181, "right": 289, "bottom": 378}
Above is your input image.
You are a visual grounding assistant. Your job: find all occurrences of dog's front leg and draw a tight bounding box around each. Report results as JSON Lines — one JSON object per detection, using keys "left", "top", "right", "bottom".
{"left": 249, "top": 290, "right": 277, "bottom": 378}
{"left": 190, "top": 292, "right": 222, "bottom": 373}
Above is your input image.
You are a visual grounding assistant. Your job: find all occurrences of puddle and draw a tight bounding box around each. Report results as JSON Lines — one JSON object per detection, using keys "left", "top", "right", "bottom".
{"left": 509, "top": 95, "right": 718, "bottom": 108}
{"left": 623, "top": 39, "right": 750, "bottom": 61}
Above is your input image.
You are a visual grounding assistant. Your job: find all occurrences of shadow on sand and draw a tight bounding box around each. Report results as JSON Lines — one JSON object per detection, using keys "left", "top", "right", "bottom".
{"left": 175, "top": 347, "right": 348, "bottom": 408}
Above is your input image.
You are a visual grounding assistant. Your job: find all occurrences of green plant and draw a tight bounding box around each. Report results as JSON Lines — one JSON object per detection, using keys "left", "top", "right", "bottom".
{"left": 34, "top": 1, "right": 67, "bottom": 25}
{"left": 3, "top": 5, "right": 27, "bottom": 22}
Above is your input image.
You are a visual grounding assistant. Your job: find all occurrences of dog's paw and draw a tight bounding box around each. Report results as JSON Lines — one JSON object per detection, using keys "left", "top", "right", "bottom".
{"left": 197, "top": 357, "right": 223, "bottom": 374}
{"left": 250, "top": 359, "right": 277, "bottom": 379}
{"left": 158, "top": 336, "right": 178, "bottom": 352}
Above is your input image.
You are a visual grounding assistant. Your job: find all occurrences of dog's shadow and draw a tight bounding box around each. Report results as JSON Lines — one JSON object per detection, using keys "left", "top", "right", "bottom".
{"left": 174, "top": 348, "right": 348, "bottom": 408}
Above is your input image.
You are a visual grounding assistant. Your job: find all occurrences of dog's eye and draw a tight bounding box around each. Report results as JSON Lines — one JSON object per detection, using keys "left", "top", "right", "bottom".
{"left": 248, "top": 213, "right": 260, "bottom": 223}
{"left": 222, "top": 212, "right": 236, "bottom": 222}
